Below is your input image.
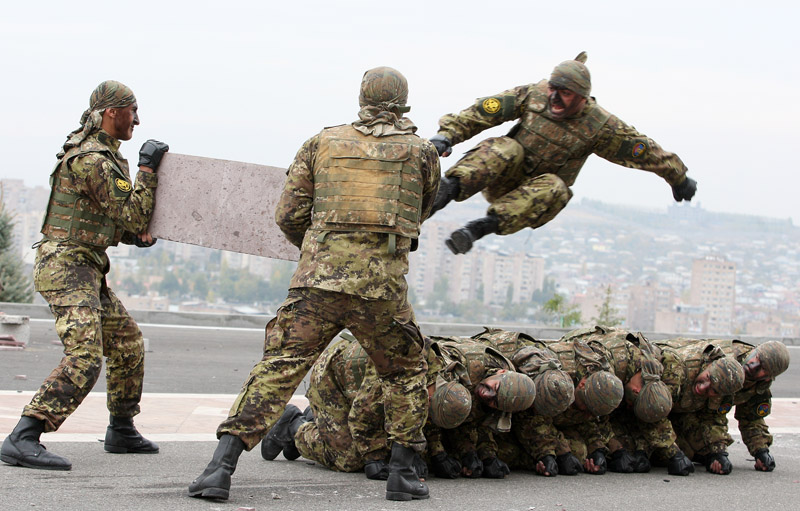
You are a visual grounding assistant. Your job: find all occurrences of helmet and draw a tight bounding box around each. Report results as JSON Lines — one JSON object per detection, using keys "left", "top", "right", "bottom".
{"left": 533, "top": 369, "right": 575, "bottom": 417}
{"left": 430, "top": 380, "right": 472, "bottom": 429}
{"left": 549, "top": 51, "right": 591, "bottom": 97}
{"left": 753, "top": 341, "right": 791, "bottom": 379}
{"left": 581, "top": 371, "right": 623, "bottom": 416}
{"left": 706, "top": 356, "right": 745, "bottom": 396}
{"left": 358, "top": 66, "right": 409, "bottom": 111}
{"left": 495, "top": 372, "right": 536, "bottom": 412}
{"left": 633, "top": 380, "right": 672, "bottom": 423}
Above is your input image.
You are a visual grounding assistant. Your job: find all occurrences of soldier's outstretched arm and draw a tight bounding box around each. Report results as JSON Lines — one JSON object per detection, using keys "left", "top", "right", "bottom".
{"left": 275, "top": 135, "right": 318, "bottom": 247}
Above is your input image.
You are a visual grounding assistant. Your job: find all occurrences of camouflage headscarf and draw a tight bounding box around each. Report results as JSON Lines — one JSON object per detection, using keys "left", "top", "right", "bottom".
{"left": 706, "top": 356, "right": 745, "bottom": 396}
{"left": 494, "top": 372, "right": 536, "bottom": 412}
{"left": 549, "top": 51, "right": 591, "bottom": 98}
{"left": 58, "top": 80, "right": 136, "bottom": 158}
{"left": 753, "top": 341, "right": 791, "bottom": 379}
{"left": 579, "top": 371, "right": 623, "bottom": 416}
{"left": 430, "top": 377, "right": 472, "bottom": 429}
{"left": 353, "top": 66, "right": 416, "bottom": 137}
{"left": 532, "top": 369, "right": 575, "bottom": 417}
{"left": 632, "top": 359, "right": 672, "bottom": 423}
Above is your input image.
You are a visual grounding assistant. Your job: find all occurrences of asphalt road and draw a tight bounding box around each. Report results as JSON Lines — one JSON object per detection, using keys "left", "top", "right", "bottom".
{"left": 2, "top": 319, "right": 799, "bottom": 511}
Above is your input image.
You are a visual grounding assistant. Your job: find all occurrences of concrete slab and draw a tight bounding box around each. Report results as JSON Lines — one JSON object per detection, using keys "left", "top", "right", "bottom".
{"left": 0, "top": 314, "right": 29, "bottom": 346}
{"left": 148, "top": 153, "right": 300, "bottom": 261}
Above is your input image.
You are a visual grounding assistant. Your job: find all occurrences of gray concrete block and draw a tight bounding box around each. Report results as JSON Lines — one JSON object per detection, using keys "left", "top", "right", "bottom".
{"left": 148, "top": 153, "right": 300, "bottom": 261}
{"left": 0, "top": 314, "right": 30, "bottom": 346}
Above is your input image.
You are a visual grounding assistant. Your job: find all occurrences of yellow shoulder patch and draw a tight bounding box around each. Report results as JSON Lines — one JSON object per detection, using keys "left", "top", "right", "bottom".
{"left": 115, "top": 178, "right": 132, "bottom": 193}
{"left": 482, "top": 97, "right": 502, "bottom": 115}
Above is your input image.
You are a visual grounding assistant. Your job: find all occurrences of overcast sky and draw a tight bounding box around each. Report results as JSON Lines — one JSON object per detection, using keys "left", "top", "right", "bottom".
{"left": 1, "top": 1, "right": 798, "bottom": 224}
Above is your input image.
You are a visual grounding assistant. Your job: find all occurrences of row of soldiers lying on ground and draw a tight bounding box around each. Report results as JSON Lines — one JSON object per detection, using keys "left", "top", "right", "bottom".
{"left": 261, "top": 326, "right": 790, "bottom": 479}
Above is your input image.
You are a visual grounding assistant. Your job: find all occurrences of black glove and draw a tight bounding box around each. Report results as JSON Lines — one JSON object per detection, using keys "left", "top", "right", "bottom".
{"left": 431, "top": 452, "right": 461, "bottom": 479}
{"left": 461, "top": 451, "right": 483, "bottom": 478}
{"left": 537, "top": 455, "right": 558, "bottom": 477}
{"left": 671, "top": 176, "right": 697, "bottom": 202}
{"left": 667, "top": 451, "right": 695, "bottom": 476}
{"left": 132, "top": 236, "right": 157, "bottom": 248}
{"left": 632, "top": 450, "right": 651, "bottom": 473}
{"left": 364, "top": 459, "right": 389, "bottom": 480}
{"left": 754, "top": 448, "right": 776, "bottom": 472}
{"left": 481, "top": 457, "right": 510, "bottom": 479}
{"left": 412, "top": 453, "right": 428, "bottom": 479}
{"left": 429, "top": 134, "right": 452, "bottom": 156}
{"left": 587, "top": 449, "right": 607, "bottom": 475}
{"left": 704, "top": 452, "right": 732, "bottom": 475}
{"left": 138, "top": 139, "right": 169, "bottom": 171}
{"left": 556, "top": 453, "right": 583, "bottom": 475}
{"left": 430, "top": 176, "right": 461, "bottom": 216}
{"left": 608, "top": 449, "right": 636, "bottom": 473}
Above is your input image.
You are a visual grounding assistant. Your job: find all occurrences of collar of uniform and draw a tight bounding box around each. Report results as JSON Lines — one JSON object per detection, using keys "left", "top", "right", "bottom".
{"left": 92, "top": 130, "right": 121, "bottom": 152}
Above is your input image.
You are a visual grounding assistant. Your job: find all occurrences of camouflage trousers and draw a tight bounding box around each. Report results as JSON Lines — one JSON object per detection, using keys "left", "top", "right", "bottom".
{"left": 23, "top": 288, "right": 144, "bottom": 432}
{"left": 445, "top": 136, "right": 572, "bottom": 235}
{"left": 609, "top": 409, "right": 679, "bottom": 458}
{"left": 217, "top": 287, "right": 428, "bottom": 451}
{"left": 294, "top": 340, "right": 385, "bottom": 472}
{"left": 670, "top": 411, "right": 734, "bottom": 459}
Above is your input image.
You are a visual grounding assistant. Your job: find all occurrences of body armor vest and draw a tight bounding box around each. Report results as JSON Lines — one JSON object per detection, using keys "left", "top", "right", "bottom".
{"left": 656, "top": 340, "right": 716, "bottom": 412}
{"left": 41, "top": 142, "right": 126, "bottom": 248}
{"left": 437, "top": 340, "right": 511, "bottom": 388}
{"left": 513, "top": 81, "right": 611, "bottom": 187}
{"left": 470, "top": 327, "right": 536, "bottom": 359}
{"left": 310, "top": 125, "right": 425, "bottom": 248}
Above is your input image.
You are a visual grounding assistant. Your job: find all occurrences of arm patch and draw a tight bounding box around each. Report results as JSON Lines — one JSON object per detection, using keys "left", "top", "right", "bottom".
{"left": 476, "top": 96, "right": 515, "bottom": 118}
{"left": 615, "top": 138, "right": 649, "bottom": 160}
{"left": 755, "top": 401, "right": 771, "bottom": 417}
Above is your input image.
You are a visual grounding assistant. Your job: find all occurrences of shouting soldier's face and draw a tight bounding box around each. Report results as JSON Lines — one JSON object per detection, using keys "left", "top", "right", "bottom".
{"left": 547, "top": 85, "right": 586, "bottom": 120}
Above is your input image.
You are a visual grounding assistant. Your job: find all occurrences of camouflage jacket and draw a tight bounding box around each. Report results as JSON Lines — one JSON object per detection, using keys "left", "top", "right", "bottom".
{"left": 277, "top": 125, "right": 440, "bottom": 300}
{"left": 437, "top": 80, "right": 687, "bottom": 187}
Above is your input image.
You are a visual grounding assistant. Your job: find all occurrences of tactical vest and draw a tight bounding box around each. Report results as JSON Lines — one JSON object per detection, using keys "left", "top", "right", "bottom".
{"left": 560, "top": 326, "right": 632, "bottom": 379}
{"left": 437, "top": 340, "right": 512, "bottom": 388}
{"left": 513, "top": 80, "right": 611, "bottom": 187}
{"left": 655, "top": 340, "right": 717, "bottom": 412}
{"left": 40, "top": 142, "right": 127, "bottom": 248}
{"left": 310, "top": 125, "right": 425, "bottom": 253}
{"left": 709, "top": 339, "right": 753, "bottom": 363}
{"left": 470, "top": 327, "right": 536, "bottom": 359}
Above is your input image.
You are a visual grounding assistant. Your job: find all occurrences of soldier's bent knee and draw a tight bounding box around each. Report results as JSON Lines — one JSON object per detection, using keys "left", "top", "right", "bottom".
{"left": 484, "top": 137, "right": 525, "bottom": 166}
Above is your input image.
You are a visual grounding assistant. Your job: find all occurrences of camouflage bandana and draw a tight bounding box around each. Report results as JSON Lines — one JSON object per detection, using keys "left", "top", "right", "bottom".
{"left": 632, "top": 360, "right": 671, "bottom": 423}
{"left": 580, "top": 371, "right": 623, "bottom": 416}
{"left": 353, "top": 66, "right": 416, "bottom": 137}
{"left": 533, "top": 369, "right": 575, "bottom": 417}
{"left": 430, "top": 377, "right": 472, "bottom": 429}
{"left": 59, "top": 80, "right": 136, "bottom": 158}
{"left": 707, "top": 356, "right": 745, "bottom": 396}
{"left": 495, "top": 372, "right": 536, "bottom": 412}
{"left": 549, "top": 51, "right": 591, "bottom": 98}
{"left": 753, "top": 341, "right": 791, "bottom": 379}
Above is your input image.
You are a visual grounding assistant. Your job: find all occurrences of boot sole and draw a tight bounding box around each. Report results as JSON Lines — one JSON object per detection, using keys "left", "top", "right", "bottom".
{"left": 386, "top": 491, "right": 429, "bottom": 501}
{"left": 188, "top": 487, "right": 229, "bottom": 500}
{"left": 1, "top": 453, "right": 72, "bottom": 471}
{"left": 104, "top": 445, "right": 159, "bottom": 454}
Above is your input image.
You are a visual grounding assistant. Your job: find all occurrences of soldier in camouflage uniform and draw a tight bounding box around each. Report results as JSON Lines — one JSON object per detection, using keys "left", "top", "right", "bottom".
{"left": 1, "top": 81, "right": 168, "bottom": 471}
{"left": 660, "top": 339, "right": 789, "bottom": 474}
{"left": 189, "top": 67, "right": 440, "bottom": 502}
{"left": 428, "top": 52, "right": 697, "bottom": 254}
{"left": 261, "top": 335, "right": 471, "bottom": 480}
{"left": 430, "top": 337, "right": 536, "bottom": 479}
{"left": 654, "top": 339, "right": 746, "bottom": 475}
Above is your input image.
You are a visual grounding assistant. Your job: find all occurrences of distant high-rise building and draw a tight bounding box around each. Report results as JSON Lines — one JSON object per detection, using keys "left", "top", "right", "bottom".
{"left": 690, "top": 255, "right": 736, "bottom": 335}
{"left": 627, "top": 281, "right": 675, "bottom": 331}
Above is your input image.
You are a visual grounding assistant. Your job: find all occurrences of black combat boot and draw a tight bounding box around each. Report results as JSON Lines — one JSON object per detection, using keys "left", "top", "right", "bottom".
{"left": 445, "top": 214, "right": 499, "bottom": 254}
{"left": 430, "top": 176, "right": 461, "bottom": 216}
{"left": 260, "top": 404, "right": 308, "bottom": 461}
{"left": 0, "top": 416, "right": 72, "bottom": 470}
{"left": 104, "top": 415, "right": 159, "bottom": 453}
{"left": 188, "top": 434, "right": 246, "bottom": 500}
{"left": 385, "top": 443, "right": 429, "bottom": 501}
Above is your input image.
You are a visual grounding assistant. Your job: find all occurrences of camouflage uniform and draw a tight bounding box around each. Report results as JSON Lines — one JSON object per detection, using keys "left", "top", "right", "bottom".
{"left": 24, "top": 125, "right": 157, "bottom": 431}
{"left": 216, "top": 100, "right": 441, "bottom": 452}
{"left": 436, "top": 81, "right": 688, "bottom": 235}
{"left": 654, "top": 339, "right": 745, "bottom": 461}
{"left": 294, "top": 337, "right": 453, "bottom": 472}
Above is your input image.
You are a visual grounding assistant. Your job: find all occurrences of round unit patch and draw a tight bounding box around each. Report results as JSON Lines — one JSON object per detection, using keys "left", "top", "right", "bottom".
{"left": 115, "top": 178, "right": 132, "bottom": 193}
{"left": 717, "top": 403, "right": 732, "bottom": 414}
{"left": 482, "top": 97, "right": 502, "bottom": 115}
{"left": 631, "top": 142, "right": 647, "bottom": 158}
{"left": 756, "top": 402, "right": 770, "bottom": 417}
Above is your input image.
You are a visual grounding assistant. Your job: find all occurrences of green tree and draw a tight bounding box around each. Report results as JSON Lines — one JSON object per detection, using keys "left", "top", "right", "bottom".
{"left": 0, "top": 191, "right": 33, "bottom": 303}
{"left": 543, "top": 293, "right": 581, "bottom": 327}
{"left": 592, "top": 285, "right": 623, "bottom": 327}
